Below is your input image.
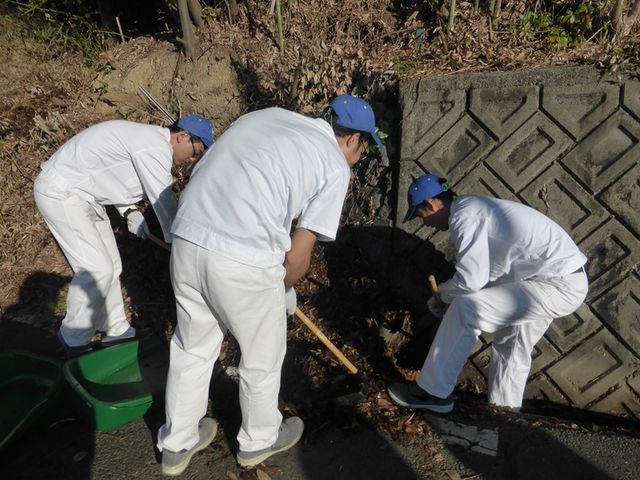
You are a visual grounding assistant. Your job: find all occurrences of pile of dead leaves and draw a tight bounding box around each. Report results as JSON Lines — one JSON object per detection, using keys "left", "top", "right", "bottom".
{"left": 196, "top": 0, "right": 638, "bottom": 116}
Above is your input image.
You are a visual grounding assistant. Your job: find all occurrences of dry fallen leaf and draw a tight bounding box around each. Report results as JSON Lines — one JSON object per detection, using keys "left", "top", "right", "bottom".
{"left": 405, "top": 423, "right": 418, "bottom": 435}
{"left": 376, "top": 397, "right": 395, "bottom": 408}
{"left": 240, "top": 470, "right": 258, "bottom": 480}
{"left": 256, "top": 469, "right": 271, "bottom": 480}
{"left": 259, "top": 465, "right": 283, "bottom": 474}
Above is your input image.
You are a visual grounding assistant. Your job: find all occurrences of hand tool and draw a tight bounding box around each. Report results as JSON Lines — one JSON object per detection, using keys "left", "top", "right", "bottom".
{"left": 149, "top": 233, "right": 171, "bottom": 252}
{"left": 428, "top": 274, "right": 442, "bottom": 307}
{"left": 146, "top": 234, "right": 368, "bottom": 404}
{"left": 294, "top": 307, "right": 357, "bottom": 374}
{"left": 147, "top": 234, "right": 362, "bottom": 376}
{"left": 293, "top": 308, "right": 367, "bottom": 405}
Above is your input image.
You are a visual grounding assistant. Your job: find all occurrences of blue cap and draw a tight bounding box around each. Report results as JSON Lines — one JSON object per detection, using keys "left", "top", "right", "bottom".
{"left": 330, "top": 94, "right": 384, "bottom": 149}
{"left": 403, "top": 174, "right": 448, "bottom": 222}
{"left": 177, "top": 115, "right": 214, "bottom": 148}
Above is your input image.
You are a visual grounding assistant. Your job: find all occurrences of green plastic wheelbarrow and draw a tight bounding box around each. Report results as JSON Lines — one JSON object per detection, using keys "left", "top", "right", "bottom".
{"left": 63, "top": 337, "right": 169, "bottom": 431}
{"left": 0, "top": 351, "right": 64, "bottom": 450}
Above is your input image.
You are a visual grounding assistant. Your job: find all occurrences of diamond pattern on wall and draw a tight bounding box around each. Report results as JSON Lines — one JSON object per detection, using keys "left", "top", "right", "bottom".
{"left": 543, "top": 304, "right": 601, "bottom": 353}
{"left": 578, "top": 220, "right": 639, "bottom": 301}
{"left": 417, "top": 115, "right": 495, "bottom": 180}
{"left": 399, "top": 67, "right": 640, "bottom": 418}
{"left": 519, "top": 163, "right": 609, "bottom": 243}
{"left": 469, "top": 86, "right": 538, "bottom": 140}
{"left": 525, "top": 373, "right": 571, "bottom": 405}
{"left": 561, "top": 110, "right": 640, "bottom": 193}
{"left": 401, "top": 88, "right": 466, "bottom": 162}
{"left": 453, "top": 164, "right": 519, "bottom": 201}
{"left": 542, "top": 83, "right": 619, "bottom": 140}
{"left": 591, "top": 273, "right": 640, "bottom": 353}
{"left": 546, "top": 329, "right": 639, "bottom": 408}
{"left": 590, "top": 382, "right": 640, "bottom": 417}
{"left": 599, "top": 163, "right": 640, "bottom": 239}
{"left": 484, "top": 112, "right": 573, "bottom": 191}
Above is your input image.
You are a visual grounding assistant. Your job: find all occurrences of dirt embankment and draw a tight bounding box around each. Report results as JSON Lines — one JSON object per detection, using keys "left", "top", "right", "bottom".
{"left": 0, "top": 13, "right": 244, "bottom": 311}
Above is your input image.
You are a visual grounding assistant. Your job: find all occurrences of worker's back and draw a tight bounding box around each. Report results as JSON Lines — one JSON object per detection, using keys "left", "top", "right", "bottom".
{"left": 449, "top": 195, "right": 587, "bottom": 288}
{"left": 38, "top": 120, "right": 172, "bottom": 207}
{"left": 172, "top": 108, "right": 350, "bottom": 268}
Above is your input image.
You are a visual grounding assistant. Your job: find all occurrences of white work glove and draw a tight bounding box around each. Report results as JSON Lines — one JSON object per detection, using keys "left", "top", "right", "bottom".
{"left": 285, "top": 287, "right": 297, "bottom": 316}
{"left": 126, "top": 210, "right": 150, "bottom": 239}
{"left": 427, "top": 296, "right": 446, "bottom": 319}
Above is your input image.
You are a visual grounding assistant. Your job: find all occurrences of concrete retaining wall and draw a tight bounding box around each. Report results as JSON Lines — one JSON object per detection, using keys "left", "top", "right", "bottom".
{"left": 397, "top": 65, "right": 640, "bottom": 417}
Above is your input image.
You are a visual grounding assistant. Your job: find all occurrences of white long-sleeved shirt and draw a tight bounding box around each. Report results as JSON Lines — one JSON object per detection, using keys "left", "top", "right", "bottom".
{"left": 38, "top": 120, "right": 177, "bottom": 242}
{"left": 438, "top": 195, "right": 587, "bottom": 304}
{"left": 172, "top": 108, "right": 351, "bottom": 268}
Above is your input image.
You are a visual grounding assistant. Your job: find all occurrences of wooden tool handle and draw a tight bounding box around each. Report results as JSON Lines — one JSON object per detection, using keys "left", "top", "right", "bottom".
{"left": 146, "top": 236, "right": 358, "bottom": 374}
{"left": 428, "top": 275, "right": 442, "bottom": 307}
{"left": 294, "top": 307, "right": 358, "bottom": 374}
{"left": 148, "top": 233, "right": 171, "bottom": 252}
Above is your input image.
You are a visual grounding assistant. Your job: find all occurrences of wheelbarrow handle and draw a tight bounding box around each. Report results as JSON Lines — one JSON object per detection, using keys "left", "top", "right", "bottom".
{"left": 428, "top": 275, "right": 442, "bottom": 307}
{"left": 294, "top": 307, "right": 358, "bottom": 375}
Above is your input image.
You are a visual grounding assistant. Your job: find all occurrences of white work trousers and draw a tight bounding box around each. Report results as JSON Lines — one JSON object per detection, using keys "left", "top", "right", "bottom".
{"left": 418, "top": 271, "right": 588, "bottom": 408}
{"left": 33, "top": 177, "right": 130, "bottom": 346}
{"left": 157, "top": 237, "right": 287, "bottom": 453}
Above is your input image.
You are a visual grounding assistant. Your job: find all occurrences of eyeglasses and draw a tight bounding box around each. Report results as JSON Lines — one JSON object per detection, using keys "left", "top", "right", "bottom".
{"left": 359, "top": 140, "right": 370, "bottom": 160}
{"left": 189, "top": 136, "right": 205, "bottom": 159}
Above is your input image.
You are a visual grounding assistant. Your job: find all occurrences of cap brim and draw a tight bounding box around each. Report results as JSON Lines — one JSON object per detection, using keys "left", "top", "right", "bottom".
{"left": 403, "top": 205, "right": 417, "bottom": 223}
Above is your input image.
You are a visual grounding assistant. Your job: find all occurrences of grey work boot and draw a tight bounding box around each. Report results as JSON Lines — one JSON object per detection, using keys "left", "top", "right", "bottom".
{"left": 236, "top": 416, "right": 304, "bottom": 468}
{"left": 161, "top": 417, "right": 217, "bottom": 476}
{"left": 101, "top": 325, "right": 137, "bottom": 347}
{"left": 387, "top": 382, "right": 454, "bottom": 413}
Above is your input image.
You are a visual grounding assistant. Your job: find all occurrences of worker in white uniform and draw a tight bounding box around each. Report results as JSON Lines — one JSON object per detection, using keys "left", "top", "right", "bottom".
{"left": 387, "top": 174, "right": 588, "bottom": 413}
{"left": 33, "top": 115, "right": 214, "bottom": 357}
{"left": 156, "top": 95, "right": 383, "bottom": 475}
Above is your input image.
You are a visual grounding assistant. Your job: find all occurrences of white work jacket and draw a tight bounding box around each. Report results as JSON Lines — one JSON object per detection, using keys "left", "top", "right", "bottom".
{"left": 38, "top": 120, "right": 177, "bottom": 242}
{"left": 172, "top": 108, "right": 351, "bottom": 268}
{"left": 439, "top": 195, "right": 588, "bottom": 304}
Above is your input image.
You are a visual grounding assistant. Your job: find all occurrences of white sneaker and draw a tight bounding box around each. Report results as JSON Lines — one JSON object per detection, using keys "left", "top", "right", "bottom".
{"left": 237, "top": 417, "right": 304, "bottom": 468}
{"left": 161, "top": 418, "right": 217, "bottom": 476}
{"left": 101, "top": 325, "right": 137, "bottom": 346}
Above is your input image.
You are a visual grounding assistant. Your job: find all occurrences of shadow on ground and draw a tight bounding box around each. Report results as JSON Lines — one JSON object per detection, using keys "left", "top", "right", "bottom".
{"left": 209, "top": 355, "right": 423, "bottom": 479}
{"left": 0, "top": 272, "right": 94, "bottom": 480}
{"left": 0, "top": 212, "right": 174, "bottom": 479}
{"left": 295, "top": 224, "right": 640, "bottom": 480}
{"left": 2, "top": 222, "right": 639, "bottom": 479}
